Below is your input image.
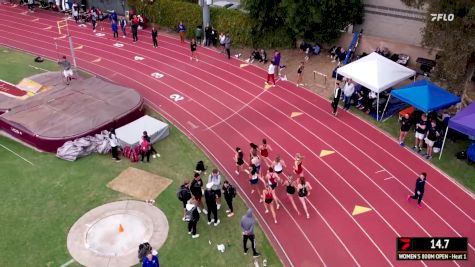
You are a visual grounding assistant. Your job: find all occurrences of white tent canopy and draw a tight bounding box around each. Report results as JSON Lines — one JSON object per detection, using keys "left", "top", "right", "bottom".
{"left": 337, "top": 52, "right": 416, "bottom": 93}
{"left": 336, "top": 52, "right": 416, "bottom": 120}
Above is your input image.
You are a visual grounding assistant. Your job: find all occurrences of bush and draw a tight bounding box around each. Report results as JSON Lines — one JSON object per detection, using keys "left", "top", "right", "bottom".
{"left": 128, "top": 0, "right": 293, "bottom": 48}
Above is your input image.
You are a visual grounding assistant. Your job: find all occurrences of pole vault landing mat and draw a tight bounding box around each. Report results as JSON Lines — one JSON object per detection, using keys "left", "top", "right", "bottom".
{"left": 0, "top": 72, "right": 144, "bottom": 152}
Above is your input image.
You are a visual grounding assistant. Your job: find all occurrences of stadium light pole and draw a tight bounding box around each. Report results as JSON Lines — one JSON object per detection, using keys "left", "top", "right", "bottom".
{"left": 201, "top": 0, "right": 210, "bottom": 40}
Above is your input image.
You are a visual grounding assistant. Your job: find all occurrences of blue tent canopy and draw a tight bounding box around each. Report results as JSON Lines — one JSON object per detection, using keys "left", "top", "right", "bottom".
{"left": 449, "top": 101, "right": 475, "bottom": 137}
{"left": 391, "top": 80, "right": 461, "bottom": 113}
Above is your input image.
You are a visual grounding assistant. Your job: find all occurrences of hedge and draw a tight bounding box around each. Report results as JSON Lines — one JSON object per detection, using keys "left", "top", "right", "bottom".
{"left": 128, "top": 0, "right": 293, "bottom": 48}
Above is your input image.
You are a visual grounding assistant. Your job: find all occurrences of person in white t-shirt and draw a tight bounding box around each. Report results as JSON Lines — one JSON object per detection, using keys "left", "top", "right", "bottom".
{"left": 343, "top": 79, "right": 355, "bottom": 110}
{"left": 109, "top": 129, "right": 121, "bottom": 162}
{"left": 265, "top": 61, "right": 276, "bottom": 87}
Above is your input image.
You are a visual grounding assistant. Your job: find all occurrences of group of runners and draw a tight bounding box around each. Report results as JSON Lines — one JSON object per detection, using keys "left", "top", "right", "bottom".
{"left": 235, "top": 139, "right": 313, "bottom": 222}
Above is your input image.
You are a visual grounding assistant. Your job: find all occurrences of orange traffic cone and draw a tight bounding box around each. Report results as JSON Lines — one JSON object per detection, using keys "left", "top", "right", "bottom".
{"left": 118, "top": 224, "right": 124, "bottom": 233}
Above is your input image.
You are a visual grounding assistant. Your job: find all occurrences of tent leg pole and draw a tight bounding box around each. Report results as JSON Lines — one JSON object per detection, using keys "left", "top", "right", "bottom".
{"left": 439, "top": 126, "right": 449, "bottom": 160}
{"left": 380, "top": 94, "right": 391, "bottom": 121}
{"left": 376, "top": 93, "right": 380, "bottom": 121}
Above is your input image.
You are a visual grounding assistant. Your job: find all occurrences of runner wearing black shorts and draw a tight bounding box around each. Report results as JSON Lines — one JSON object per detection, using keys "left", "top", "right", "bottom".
{"left": 235, "top": 147, "right": 244, "bottom": 175}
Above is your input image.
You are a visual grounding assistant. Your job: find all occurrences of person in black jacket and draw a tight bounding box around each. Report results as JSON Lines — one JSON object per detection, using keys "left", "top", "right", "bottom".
{"left": 398, "top": 113, "right": 412, "bottom": 146}
{"left": 407, "top": 172, "right": 427, "bottom": 208}
{"left": 186, "top": 199, "right": 200, "bottom": 238}
{"left": 331, "top": 82, "right": 342, "bottom": 116}
{"left": 151, "top": 27, "right": 158, "bottom": 48}
{"left": 204, "top": 182, "right": 220, "bottom": 226}
{"left": 204, "top": 24, "right": 212, "bottom": 47}
{"left": 222, "top": 180, "right": 236, "bottom": 217}
{"left": 190, "top": 173, "right": 207, "bottom": 214}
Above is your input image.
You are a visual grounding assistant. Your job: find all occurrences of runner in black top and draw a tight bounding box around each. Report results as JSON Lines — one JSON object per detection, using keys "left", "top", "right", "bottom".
{"left": 151, "top": 27, "right": 158, "bottom": 48}
{"left": 283, "top": 174, "right": 300, "bottom": 215}
{"left": 407, "top": 172, "right": 427, "bottom": 208}
{"left": 398, "top": 113, "right": 412, "bottom": 146}
{"left": 234, "top": 147, "right": 244, "bottom": 175}
{"left": 190, "top": 38, "right": 198, "bottom": 62}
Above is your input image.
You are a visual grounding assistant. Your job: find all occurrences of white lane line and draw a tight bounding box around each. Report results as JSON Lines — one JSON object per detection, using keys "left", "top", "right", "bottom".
{"left": 0, "top": 143, "right": 34, "bottom": 165}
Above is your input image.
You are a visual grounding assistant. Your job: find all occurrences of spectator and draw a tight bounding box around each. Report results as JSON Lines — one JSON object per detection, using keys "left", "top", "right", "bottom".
{"left": 195, "top": 25, "right": 203, "bottom": 46}
{"left": 208, "top": 169, "right": 222, "bottom": 208}
{"left": 91, "top": 7, "right": 98, "bottom": 32}
{"left": 142, "top": 131, "right": 159, "bottom": 158}
{"left": 259, "top": 49, "right": 267, "bottom": 63}
{"left": 219, "top": 32, "right": 226, "bottom": 53}
{"left": 222, "top": 180, "right": 236, "bottom": 217}
{"left": 398, "top": 113, "right": 412, "bottom": 146}
{"left": 241, "top": 209, "right": 260, "bottom": 257}
{"left": 120, "top": 16, "right": 127, "bottom": 38}
{"left": 178, "top": 22, "right": 185, "bottom": 43}
{"left": 142, "top": 252, "right": 159, "bottom": 267}
{"left": 296, "top": 61, "right": 304, "bottom": 87}
{"left": 139, "top": 134, "right": 151, "bottom": 162}
{"left": 342, "top": 79, "right": 355, "bottom": 110}
{"left": 190, "top": 173, "right": 207, "bottom": 214}
{"left": 151, "top": 27, "right": 158, "bottom": 48}
{"left": 211, "top": 27, "right": 218, "bottom": 47}
{"left": 131, "top": 15, "right": 139, "bottom": 42}
{"left": 186, "top": 200, "right": 200, "bottom": 238}
{"left": 413, "top": 113, "right": 429, "bottom": 153}
{"left": 273, "top": 50, "right": 281, "bottom": 78}
{"left": 205, "top": 182, "right": 220, "bottom": 226}
{"left": 109, "top": 128, "right": 121, "bottom": 162}
{"left": 266, "top": 61, "right": 276, "bottom": 87}
{"left": 178, "top": 180, "right": 192, "bottom": 221}
{"left": 424, "top": 120, "right": 439, "bottom": 160}
{"left": 224, "top": 34, "right": 232, "bottom": 59}
{"left": 248, "top": 49, "right": 260, "bottom": 63}
{"left": 331, "top": 82, "right": 342, "bottom": 116}
{"left": 112, "top": 21, "right": 119, "bottom": 40}
{"left": 204, "top": 24, "right": 212, "bottom": 46}
{"left": 110, "top": 10, "right": 118, "bottom": 24}
{"left": 72, "top": 1, "right": 79, "bottom": 23}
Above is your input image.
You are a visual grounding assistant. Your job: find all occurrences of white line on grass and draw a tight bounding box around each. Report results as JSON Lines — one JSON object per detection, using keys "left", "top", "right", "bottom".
{"left": 28, "top": 64, "right": 49, "bottom": 72}
{"left": 0, "top": 143, "right": 34, "bottom": 165}
{"left": 59, "top": 259, "right": 75, "bottom": 267}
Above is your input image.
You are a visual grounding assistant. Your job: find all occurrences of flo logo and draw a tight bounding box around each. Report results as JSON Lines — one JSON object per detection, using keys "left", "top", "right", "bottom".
{"left": 430, "top": 13, "right": 454, "bottom": 21}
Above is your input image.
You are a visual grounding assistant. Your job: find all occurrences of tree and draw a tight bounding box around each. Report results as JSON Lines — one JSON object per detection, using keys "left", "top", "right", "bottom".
{"left": 243, "top": 0, "right": 364, "bottom": 47}
{"left": 280, "top": 0, "right": 364, "bottom": 44}
{"left": 402, "top": 0, "right": 475, "bottom": 106}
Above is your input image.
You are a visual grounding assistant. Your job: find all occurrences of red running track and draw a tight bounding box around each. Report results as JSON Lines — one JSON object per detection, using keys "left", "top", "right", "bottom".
{"left": 1, "top": 4, "right": 474, "bottom": 266}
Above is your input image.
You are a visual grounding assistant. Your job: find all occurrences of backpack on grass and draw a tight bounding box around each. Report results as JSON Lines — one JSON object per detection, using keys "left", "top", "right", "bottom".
{"left": 177, "top": 186, "right": 191, "bottom": 202}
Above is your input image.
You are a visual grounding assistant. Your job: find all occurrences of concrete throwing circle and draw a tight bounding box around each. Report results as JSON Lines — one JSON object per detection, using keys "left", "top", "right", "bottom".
{"left": 67, "top": 200, "right": 168, "bottom": 267}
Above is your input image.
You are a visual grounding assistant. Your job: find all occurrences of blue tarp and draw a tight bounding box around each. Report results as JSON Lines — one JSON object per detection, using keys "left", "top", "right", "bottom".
{"left": 391, "top": 80, "right": 461, "bottom": 113}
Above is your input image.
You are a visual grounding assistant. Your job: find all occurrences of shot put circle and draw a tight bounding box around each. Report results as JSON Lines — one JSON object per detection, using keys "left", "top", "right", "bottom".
{"left": 67, "top": 200, "right": 168, "bottom": 267}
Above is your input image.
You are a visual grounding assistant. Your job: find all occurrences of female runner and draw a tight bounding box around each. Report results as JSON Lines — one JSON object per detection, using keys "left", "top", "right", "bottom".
{"left": 272, "top": 155, "right": 286, "bottom": 175}
{"left": 265, "top": 167, "right": 281, "bottom": 210}
{"left": 259, "top": 138, "right": 273, "bottom": 166}
{"left": 297, "top": 176, "right": 312, "bottom": 219}
{"left": 234, "top": 147, "right": 244, "bottom": 175}
{"left": 248, "top": 167, "right": 262, "bottom": 198}
{"left": 283, "top": 173, "right": 300, "bottom": 215}
{"left": 262, "top": 184, "right": 278, "bottom": 224}
{"left": 293, "top": 153, "right": 304, "bottom": 177}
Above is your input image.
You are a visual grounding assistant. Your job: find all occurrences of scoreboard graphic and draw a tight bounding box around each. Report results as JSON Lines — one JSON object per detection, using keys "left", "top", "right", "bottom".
{"left": 397, "top": 237, "right": 468, "bottom": 260}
